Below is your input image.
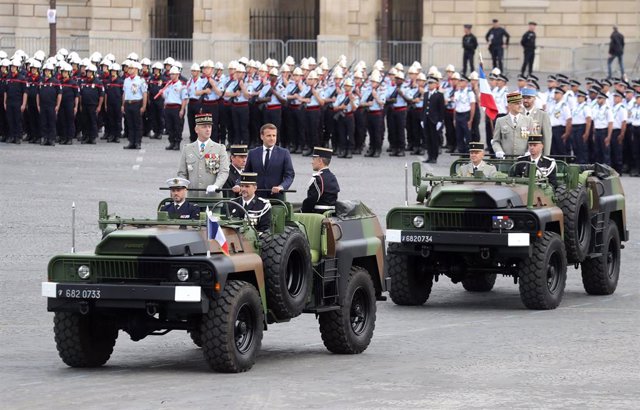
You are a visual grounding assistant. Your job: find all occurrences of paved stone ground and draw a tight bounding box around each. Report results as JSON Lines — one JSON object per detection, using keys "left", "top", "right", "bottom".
{"left": 0, "top": 132, "right": 639, "bottom": 410}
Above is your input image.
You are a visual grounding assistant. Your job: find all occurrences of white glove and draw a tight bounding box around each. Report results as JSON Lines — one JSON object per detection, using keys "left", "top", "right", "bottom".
{"left": 206, "top": 184, "right": 219, "bottom": 194}
{"left": 420, "top": 121, "right": 424, "bottom": 128}
{"left": 436, "top": 122, "right": 443, "bottom": 131}
{"left": 495, "top": 151, "right": 505, "bottom": 159}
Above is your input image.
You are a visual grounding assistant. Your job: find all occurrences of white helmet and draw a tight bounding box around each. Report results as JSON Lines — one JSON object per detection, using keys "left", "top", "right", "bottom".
{"left": 258, "top": 64, "right": 268, "bottom": 72}
{"left": 173, "top": 61, "right": 182, "bottom": 69}
{"left": 1, "top": 58, "right": 10, "bottom": 67}
{"left": 215, "top": 62, "right": 224, "bottom": 70}
{"left": 238, "top": 56, "right": 249, "bottom": 66}
{"left": 200, "top": 60, "right": 214, "bottom": 68}
{"left": 30, "top": 60, "right": 42, "bottom": 69}
{"left": 445, "top": 64, "right": 455, "bottom": 72}
{"left": 34, "top": 50, "right": 46, "bottom": 61}
{"left": 57, "top": 48, "right": 69, "bottom": 57}
{"left": 11, "top": 58, "right": 21, "bottom": 67}
{"left": 284, "top": 56, "right": 295, "bottom": 66}
{"left": 228, "top": 60, "right": 238, "bottom": 70}
{"left": 0, "top": 50, "right": 7, "bottom": 59}
{"left": 131, "top": 61, "right": 142, "bottom": 70}
{"left": 46, "top": 57, "right": 57, "bottom": 65}
{"left": 122, "top": 59, "right": 131, "bottom": 67}
{"left": 151, "top": 62, "right": 163, "bottom": 70}
{"left": 163, "top": 57, "right": 175, "bottom": 65}
{"left": 80, "top": 58, "right": 90, "bottom": 67}
{"left": 140, "top": 57, "right": 151, "bottom": 66}
{"left": 104, "top": 53, "right": 116, "bottom": 63}
{"left": 100, "top": 58, "right": 111, "bottom": 67}
{"left": 269, "top": 67, "right": 279, "bottom": 76}
{"left": 43, "top": 62, "right": 55, "bottom": 71}
{"left": 235, "top": 63, "right": 246, "bottom": 73}
{"left": 90, "top": 51, "right": 102, "bottom": 63}
{"left": 62, "top": 62, "right": 73, "bottom": 72}
{"left": 69, "top": 55, "right": 82, "bottom": 65}
{"left": 127, "top": 52, "right": 139, "bottom": 61}
{"left": 110, "top": 63, "right": 121, "bottom": 71}
{"left": 169, "top": 66, "right": 181, "bottom": 74}
{"left": 86, "top": 64, "right": 97, "bottom": 72}
{"left": 307, "top": 56, "right": 317, "bottom": 66}
{"left": 190, "top": 63, "right": 200, "bottom": 71}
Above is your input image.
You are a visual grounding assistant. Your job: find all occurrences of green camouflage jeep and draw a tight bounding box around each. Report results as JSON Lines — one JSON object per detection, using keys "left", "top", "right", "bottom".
{"left": 42, "top": 197, "right": 386, "bottom": 373}
{"left": 385, "top": 158, "right": 627, "bottom": 310}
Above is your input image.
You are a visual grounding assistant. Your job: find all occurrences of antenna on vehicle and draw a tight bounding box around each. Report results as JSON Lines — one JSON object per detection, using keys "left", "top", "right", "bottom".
{"left": 71, "top": 202, "right": 76, "bottom": 253}
{"left": 404, "top": 163, "right": 409, "bottom": 206}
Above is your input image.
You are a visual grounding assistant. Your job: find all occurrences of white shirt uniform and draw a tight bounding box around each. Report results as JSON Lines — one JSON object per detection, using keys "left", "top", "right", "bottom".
{"left": 563, "top": 89, "right": 577, "bottom": 110}
{"left": 592, "top": 103, "right": 614, "bottom": 129}
{"left": 571, "top": 101, "right": 592, "bottom": 125}
{"left": 612, "top": 102, "right": 628, "bottom": 130}
{"left": 454, "top": 87, "right": 475, "bottom": 113}
{"left": 548, "top": 100, "right": 571, "bottom": 127}
{"left": 630, "top": 102, "right": 640, "bottom": 127}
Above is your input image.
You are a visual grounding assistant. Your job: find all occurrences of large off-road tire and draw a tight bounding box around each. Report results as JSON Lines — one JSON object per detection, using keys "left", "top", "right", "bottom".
{"left": 386, "top": 244, "right": 432, "bottom": 305}
{"left": 462, "top": 274, "right": 497, "bottom": 292}
{"left": 581, "top": 222, "right": 621, "bottom": 295}
{"left": 188, "top": 328, "right": 203, "bottom": 348}
{"left": 318, "top": 266, "right": 376, "bottom": 354}
{"left": 260, "top": 226, "right": 313, "bottom": 320}
{"left": 53, "top": 311, "right": 118, "bottom": 367}
{"left": 518, "top": 232, "right": 568, "bottom": 310}
{"left": 557, "top": 184, "right": 592, "bottom": 263}
{"left": 201, "top": 280, "right": 264, "bottom": 373}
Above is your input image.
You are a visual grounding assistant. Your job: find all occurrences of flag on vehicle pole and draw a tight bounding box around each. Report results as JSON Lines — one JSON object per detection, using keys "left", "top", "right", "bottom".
{"left": 477, "top": 54, "right": 499, "bottom": 121}
{"left": 206, "top": 207, "right": 229, "bottom": 256}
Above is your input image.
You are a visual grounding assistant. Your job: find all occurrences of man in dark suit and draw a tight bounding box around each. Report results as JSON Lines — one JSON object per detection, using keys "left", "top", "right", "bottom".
{"left": 160, "top": 177, "right": 201, "bottom": 219}
{"left": 223, "top": 144, "right": 248, "bottom": 198}
{"left": 514, "top": 134, "right": 557, "bottom": 187}
{"left": 244, "top": 123, "right": 295, "bottom": 200}
{"left": 423, "top": 76, "right": 445, "bottom": 163}
{"left": 302, "top": 147, "right": 340, "bottom": 213}
{"left": 230, "top": 173, "right": 272, "bottom": 233}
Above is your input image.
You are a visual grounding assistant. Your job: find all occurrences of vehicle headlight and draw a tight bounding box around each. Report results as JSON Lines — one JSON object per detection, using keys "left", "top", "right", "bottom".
{"left": 176, "top": 268, "right": 189, "bottom": 282}
{"left": 77, "top": 265, "right": 90, "bottom": 279}
{"left": 413, "top": 215, "right": 425, "bottom": 228}
{"left": 492, "top": 216, "right": 514, "bottom": 230}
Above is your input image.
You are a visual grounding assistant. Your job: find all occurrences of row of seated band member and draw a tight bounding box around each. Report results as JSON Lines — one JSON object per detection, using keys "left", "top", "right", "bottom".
{"left": 453, "top": 138, "right": 557, "bottom": 186}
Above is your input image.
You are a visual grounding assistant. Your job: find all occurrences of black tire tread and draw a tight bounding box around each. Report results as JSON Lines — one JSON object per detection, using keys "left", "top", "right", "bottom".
{"left": 462, "top": 274, "right": 497, "bottom": 292}
{"left": 201, "top": 280, "right": 264, "bottom": 373}
{"left": 386, "top": 244, "right": 432, "bottom": 305}
{"left": 581, "top": 222, "right": 620, "bottom": 295}
{"left": 260, "top": 226, "right": 312, "bottom": 319}
{"left": 518, "top": 231, "right": 568, "bottom": 310}
{"left": 53, "top": 312, "right": 118, "bottom": 368}
{"left": 557, "top": 184, "right": 591, "bottom": 263}
{"left": 318, "top": 266, "right": 376, "bottom": 354}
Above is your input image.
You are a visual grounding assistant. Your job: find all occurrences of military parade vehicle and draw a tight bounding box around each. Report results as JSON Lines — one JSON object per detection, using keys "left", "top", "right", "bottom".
{"left": 385, "top": 158, "right": 627, "bottom": 310}
{"left": 42, "top": 196, "right": 386, "bottom": 372}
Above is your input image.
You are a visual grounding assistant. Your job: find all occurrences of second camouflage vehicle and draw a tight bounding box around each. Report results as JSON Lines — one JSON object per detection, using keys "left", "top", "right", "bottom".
{"left": 42, "top": 197, "right": 386, "bottom": 372}
{"left": 385, "top": 158, "right": 627, "bottom": 310}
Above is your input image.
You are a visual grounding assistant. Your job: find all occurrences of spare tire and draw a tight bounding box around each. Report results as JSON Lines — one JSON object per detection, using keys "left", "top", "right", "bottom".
{"left": 557, "top": 185, "right": 591, "bottom": 263}
{"left": 260, "top": 226, "right": 313, "bottom": 320}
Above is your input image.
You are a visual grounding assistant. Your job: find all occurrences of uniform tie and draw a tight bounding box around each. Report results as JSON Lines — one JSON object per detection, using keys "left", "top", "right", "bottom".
{"left": 473, "top": 166, "right": 478, "bottom": 175}
{"left": 200, "top": 142, "right": 205, "bottom": 153}
{"left": 264, "top": 148, "right": 271, "bottom": 169}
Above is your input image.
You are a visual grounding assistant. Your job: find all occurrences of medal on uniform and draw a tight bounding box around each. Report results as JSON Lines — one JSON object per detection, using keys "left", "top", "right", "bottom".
{"left": 204, "top": 153, "right": 220, "bottom": 174}
{"left": 521, "top": 127, "right": 529, "bottom": 139}
{"left": 554, "top": 110, "right": 561, "bottom": 118}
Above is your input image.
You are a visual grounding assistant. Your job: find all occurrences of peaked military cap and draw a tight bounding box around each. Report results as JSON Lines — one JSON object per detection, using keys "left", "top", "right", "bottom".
{"left": 506, "top": 91, "right": 522, "bottom": 104}
{"left": 576, "top": 89, "right": 587, "bottom": 97}
{"left": 469, "top": 142, "right": 484, "bottom": 151}
{"left": 195, "top": 113, "right": 213, "bottom": 125}
{"left": 554, "top": 88, "right": 566, "bottom": 95}
{"left": 229, "top": 145, "right": 248, "bottom": 156}
{"left": 527, "top": 135, "right": 544, "bottom": 144}
{"left": 521, "top": 88, "right": 537, "bottom": 97}
{"left": 240, "top": 172, "right": 258, "bottom": 185}
{"left": 312, "top": 146, "right": 333, "bottom": 159}
{"left": 464, "top": 24, "right": 472, "bottom": 29}
{"left": 528, "top": 74, "right": 539, "bottom": 82}
{"left": 167, "top": 177, "right": 190, "bottom": 188}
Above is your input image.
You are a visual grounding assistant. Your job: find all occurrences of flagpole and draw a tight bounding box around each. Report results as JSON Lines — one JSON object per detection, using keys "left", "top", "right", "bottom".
{"left": 206, "top": 206, "right": 211, "bottom": 258}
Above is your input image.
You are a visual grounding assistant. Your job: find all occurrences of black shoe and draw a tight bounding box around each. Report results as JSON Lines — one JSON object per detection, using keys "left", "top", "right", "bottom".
{"left": 64, "top": 138, "right": 73, "bottom": 145}
{"left": 364, "top": 150, "right": 375, "bottom": 157}
{"left": 13, "top": 138, "right": 21, "bottom": 144}
{"left": 124, "top": 144, "right": 138, "bottom": 149}
{"left": 30, "top": 138, "right": 41, "bottom": 144}
{"left": 345, "top": 150, "right": 353, "bottom": 159}
{"left": 151, "top": 133, "right": 162, "bottom": 139}
{"left": 100, "top": 134, "right": 109, "bottom": 140}
{"left": 165, "top": 144, "right": 175, "bottom": 150}
{"left": 396, "top": 149, "right": 405, "bottom": 157}
{"left": 445, "top": 148, "right": 455, "bottom": 153}
{"left": 113, "top": 138, "right": 120, "bottom": 143}
{"left": 386, "top": 147, "right": 393, "bottom": 153}
{"left": 86, "top": 138, "right": 96, "bottom": 144}
{"left": 372, "top": 150, "right": 381, "bottom": 158}
{"left": 172, "top": 145, "right": 180, "bottom": 150}
{"left": 136, "top": 144, "right": 142, "bottom": 149}
{"left": 353, "top": 148, "right": 362, "bottom": 155}
{"left": 337, "top": 150, "right": 346, "bottom": 158}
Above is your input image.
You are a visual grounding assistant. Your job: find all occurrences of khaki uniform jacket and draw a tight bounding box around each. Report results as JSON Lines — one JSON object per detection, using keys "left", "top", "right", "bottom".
{"left": 491, "top": 114, "right": 534, "bottom": 156}
{"left": 524, "top": 108, "right": 552, "bottom": 156}
{"left": 177, "top": 139, "right": 230, "bottom": 198}
{"left": 457, "top": 160, "right": 497, "bottom": 177}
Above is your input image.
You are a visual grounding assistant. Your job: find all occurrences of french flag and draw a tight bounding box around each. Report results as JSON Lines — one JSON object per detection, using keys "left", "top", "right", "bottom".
{"left": 478, "top": 64, "right": 499, "bottom": 121}
{"left": 206, "top": 207, "right": 229, "bottom": 255}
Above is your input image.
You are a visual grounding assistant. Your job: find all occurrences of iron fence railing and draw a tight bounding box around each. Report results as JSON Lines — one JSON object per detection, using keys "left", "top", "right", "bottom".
{"left": 0, "top": 35, "right": 636, "bottom": 77}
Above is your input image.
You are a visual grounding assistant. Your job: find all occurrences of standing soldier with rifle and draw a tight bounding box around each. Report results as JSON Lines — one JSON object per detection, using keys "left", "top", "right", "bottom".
{"left": 225, "top": 63, "right": 250, "bottom": 145}
{"left": 147, "top": 62, "right": 165, "bottom": 139}
{"left": 256, "top": 67, "right": 286, "bottom": 133}
{"left": 186, "top": 63, "right": 204, "bottom": 143}
{"left": 361, "top": 71, "right": 386, "bottom": 157}
{"left": 197, "top": 60, "right": 223, "bottom": 143}
{"left": 300, "top": 70, "right": 325, "bottom": 156}
{"left": 286, "top": 67, "right": 306, "bottom": 154}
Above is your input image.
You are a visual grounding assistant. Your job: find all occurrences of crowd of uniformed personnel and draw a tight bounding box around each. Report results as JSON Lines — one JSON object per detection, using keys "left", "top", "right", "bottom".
{"left": 0, "top": 47, "right": 639, "bottom": 174}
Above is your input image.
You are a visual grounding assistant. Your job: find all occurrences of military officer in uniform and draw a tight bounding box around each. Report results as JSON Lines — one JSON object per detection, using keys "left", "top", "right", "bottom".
{"left": 492, "top": 91, "right": 534, "bottom": 158}
{"left": 79, "top": 64, "right": 104, "bottom": 144}
{"left": 457, "top": 142, "right": 497, "bottom": 177}
{"left": 37, "top": 62, "right": 61, "bottom": 146}
{"left": 521, "top": 87, "right": 552, "bottom": 154}
{"left": 515, "top": 134, "right": 557, "bottom": 186}
{"left": 302, "top": 147, "right": 340, "bottom": 214}
{"left": 122, "top": 61, "right": 148, "bottom": 149}
{"left": 223, "top": 144, "right": 248, "bottom": 197}
{"left": 162, "top": 65, "right": 188, "bottom": 150}
{"left": 462, "top": 24, "right": 478, "bottom": 75}
{"left": 230, "top": 172, "right": 272, "bottom": 233}
{"left": 177, "top": 113, "right": 230, "bottom": 198}
{"left": 160, "top": 177, "right": 201, "bottom": 220}
{"left": 520, "top": 22, "right": 537, "bottom": 77}
{"left": 548, "top": 88, "right": 573, "bottom": 155}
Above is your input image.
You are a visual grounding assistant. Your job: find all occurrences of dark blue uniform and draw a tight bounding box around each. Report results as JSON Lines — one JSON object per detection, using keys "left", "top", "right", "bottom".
{"left": 0, "top": 73, "right": 8, "bottom": 142}
{"left": 79, "top": 76, "right": 104, "bottom": 143}
{"left": 25, "top": 73, "right": 41, "bottom": 143}
{"left": 59, "top": 76, "right": 79, "bottom": 144}
{"left": 222, "top": 165, "right": 242, "bottom": 198}
{"left": 301, "top": 168, "right": 340, "bottom": 213}
{"left": 5, "top": 72, "right": 26, "bottom": 144}
{"left": 105, "top": 75, "right": 123, "bottom": 142}
{"left": 38, "top": 76, "right": 61, "bottom": 145}
{"left": 230, "top": 196, "right": 272, "bottom": 232}
{"left": 147, "top": 74, "right": 164, "bottom": 138}
{"left": 160, "top": 201, "right": 201, "bottom": 220}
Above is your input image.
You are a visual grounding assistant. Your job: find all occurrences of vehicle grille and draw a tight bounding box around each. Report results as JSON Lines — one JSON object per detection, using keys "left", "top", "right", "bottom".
{"left": 402, "top": 211, "right": 492, "bottom": 231}
{"left": 90, "top": 260, "right": 170, "bottom": 281}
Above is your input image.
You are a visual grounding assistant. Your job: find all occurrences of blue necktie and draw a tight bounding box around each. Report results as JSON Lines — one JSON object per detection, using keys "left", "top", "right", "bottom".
{"left": 200, "top": 142, "right": 205, "bottom": 153}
